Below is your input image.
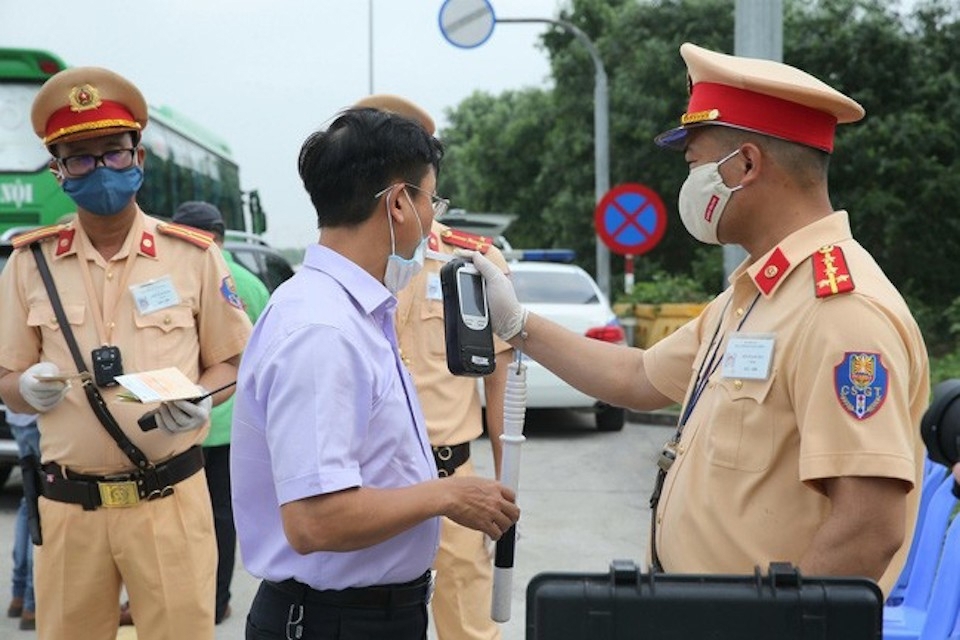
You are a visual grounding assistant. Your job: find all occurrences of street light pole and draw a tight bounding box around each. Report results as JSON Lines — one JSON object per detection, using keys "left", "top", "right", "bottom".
{"left": 368, "top": 0, "right": 375, "bottom": 94}
{"left": 498, "top": 18, "right": 611, "bottom": 298}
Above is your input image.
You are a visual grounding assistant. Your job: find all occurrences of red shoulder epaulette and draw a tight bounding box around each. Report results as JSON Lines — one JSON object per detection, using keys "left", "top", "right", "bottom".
{"left": 439, "top": 228, "right": 491, "bottom": 254}
{"left": 11, "top": 224, "right": 68, "bottom": 250}
{"left": 813, "top": 245, "right": 855, "bottom": 298}
{"left": 156, "top": 223, "right": 215, "bottom": 250}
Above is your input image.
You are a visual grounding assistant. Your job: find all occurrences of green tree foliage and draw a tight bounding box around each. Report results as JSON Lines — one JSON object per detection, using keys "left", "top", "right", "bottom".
{"left": 438, "top": 0, "right": 960, "bottom": 352}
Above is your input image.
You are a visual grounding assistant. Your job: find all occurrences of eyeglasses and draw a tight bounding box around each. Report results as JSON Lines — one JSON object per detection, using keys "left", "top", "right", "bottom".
{"left": 57, "top": 148, "right": 137, "bottom": 177}
{"left": 374, "top": 182, "right": 450, "bottom": 219}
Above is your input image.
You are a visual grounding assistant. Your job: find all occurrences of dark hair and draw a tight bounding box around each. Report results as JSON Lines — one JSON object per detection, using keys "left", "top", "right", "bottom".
{"left": 297, "top": 108, "right": 444, "bottom": 229}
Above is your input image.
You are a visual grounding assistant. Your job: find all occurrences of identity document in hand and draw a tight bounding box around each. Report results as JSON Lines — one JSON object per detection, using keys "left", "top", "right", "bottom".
{"left": 114, "top": 367, "right": 201, "bottom": 403}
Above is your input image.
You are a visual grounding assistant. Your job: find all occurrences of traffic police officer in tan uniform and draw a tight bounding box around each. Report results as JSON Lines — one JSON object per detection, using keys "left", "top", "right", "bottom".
{"left": 0, "top": 67, "right": 252, "bottom": 639}
{"left": 465, "top": 43, "right": 929, "bottom": 597}
{"left": 354, "top": 95, "right": 511, "bottom": 640}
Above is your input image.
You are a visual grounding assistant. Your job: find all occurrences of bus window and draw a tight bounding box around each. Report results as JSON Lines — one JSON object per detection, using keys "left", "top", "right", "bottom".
{"left": 0, "top": 83, "right": 49, "bottom": 172}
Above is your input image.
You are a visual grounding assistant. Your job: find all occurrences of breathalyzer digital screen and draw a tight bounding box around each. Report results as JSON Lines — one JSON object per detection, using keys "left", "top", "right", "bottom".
{"left": 459, "top": 271, "right": 487, "bottom": 318}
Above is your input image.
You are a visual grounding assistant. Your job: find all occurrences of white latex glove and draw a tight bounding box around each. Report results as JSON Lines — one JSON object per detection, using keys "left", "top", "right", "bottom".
{"left": 465, "top": 251, "right": 528, "bottom": 341}
{"left": 19, "top": 362, "right": 70, "bottom": 413}
{"left": 155, "top": 387, "right": 212, "bottom": 434}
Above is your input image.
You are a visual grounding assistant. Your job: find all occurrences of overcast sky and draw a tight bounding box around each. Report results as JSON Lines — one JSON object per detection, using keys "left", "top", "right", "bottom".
{"left": 1, "top": 0, "right": 565, "bottom": 248}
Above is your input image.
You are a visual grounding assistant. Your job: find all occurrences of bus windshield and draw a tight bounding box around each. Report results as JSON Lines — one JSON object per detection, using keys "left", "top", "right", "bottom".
{"left": 0, "top": 82, "right": 49, "bottom": 172}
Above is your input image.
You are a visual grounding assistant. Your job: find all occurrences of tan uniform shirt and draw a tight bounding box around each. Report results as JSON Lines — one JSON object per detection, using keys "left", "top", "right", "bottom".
{"left": 0, "top": 212, "right": 252, "bottom": 474}
{"left": 644, "top": 212, "right": 928, "bottom": 595}
{"left": 395, "top": 221, "right": 511, "bottom": 445}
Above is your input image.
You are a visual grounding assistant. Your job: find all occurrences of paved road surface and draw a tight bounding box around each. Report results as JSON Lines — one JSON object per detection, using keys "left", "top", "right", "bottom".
{"left": 0, "top": 409, "right": 670, "bottom": 639}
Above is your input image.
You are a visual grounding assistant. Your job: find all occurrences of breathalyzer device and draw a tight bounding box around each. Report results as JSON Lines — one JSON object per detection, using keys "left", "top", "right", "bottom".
{"left": 440, "top": 257, "right": 495, "bottom": 376}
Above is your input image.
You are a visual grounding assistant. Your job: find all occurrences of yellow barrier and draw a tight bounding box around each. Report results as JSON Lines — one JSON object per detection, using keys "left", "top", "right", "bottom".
{"left": 632, "top": 303, "right": 707, "bottom": 348}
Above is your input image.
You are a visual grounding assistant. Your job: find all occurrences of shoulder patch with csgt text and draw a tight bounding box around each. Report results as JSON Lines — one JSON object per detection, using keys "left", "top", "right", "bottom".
{"left": 834, "top": 352, "right": 888, "bottom": 420}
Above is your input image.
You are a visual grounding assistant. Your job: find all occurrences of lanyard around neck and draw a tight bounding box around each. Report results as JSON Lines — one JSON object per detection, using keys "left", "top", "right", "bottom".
{"left": 677, "top": 291, "right": 762, "bottom": 430}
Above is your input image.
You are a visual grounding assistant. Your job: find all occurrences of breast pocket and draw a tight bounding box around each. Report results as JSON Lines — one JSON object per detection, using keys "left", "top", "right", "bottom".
{"left": 704, "top": 372, "right": 777, "bottom": 472}
{"left": 27, "top": 302, "right": 85, "bottom": 335}
{"left": 134, "top": 305, "right": 196, "bottom": 359}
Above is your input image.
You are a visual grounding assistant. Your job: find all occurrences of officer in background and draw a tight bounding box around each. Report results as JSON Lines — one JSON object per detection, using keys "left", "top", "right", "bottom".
{"left": 0, "top": 67, "right": 252, "bottom": 639}
{"left": 355, "top": 95, "right": 511, "bottom": 640}
{"left": 466, "top": 42, "right": 928, "bottom": 598}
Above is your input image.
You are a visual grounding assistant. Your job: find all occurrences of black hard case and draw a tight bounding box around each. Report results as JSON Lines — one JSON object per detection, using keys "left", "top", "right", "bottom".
{"left": 526, "top": 561, "right": 882, "bottom": 640}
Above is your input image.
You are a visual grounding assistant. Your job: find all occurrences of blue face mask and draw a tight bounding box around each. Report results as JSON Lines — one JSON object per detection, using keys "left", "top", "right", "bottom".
{"left": 63, "top": 166, "right": 144, "bottom": 216}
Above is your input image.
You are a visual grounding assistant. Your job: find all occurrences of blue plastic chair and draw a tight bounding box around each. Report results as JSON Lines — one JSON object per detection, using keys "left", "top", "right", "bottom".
{"left": 949, "top": 603, "right": 960, "bottom": 640}
{"left": 883, "top": 478, "right": 958, "bottom": 640}
{"left": 888, "top": 463, "right": 950, "bottom": 606}
{"left": 917, "top": 511, "right": 960, "bottom": 639}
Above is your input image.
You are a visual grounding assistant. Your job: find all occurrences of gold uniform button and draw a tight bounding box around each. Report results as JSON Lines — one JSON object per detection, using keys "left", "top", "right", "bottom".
{"left": 106, "top": 271, "right": 114, "bottom": 280}
{"left": 764, "top": 265, "right": 779, "bottom": 279}
{"left": 163, "top": 316, "right": 172, "bottom": 325}
{"left": 677, "top": 444, "right": 685, "bottom": 454}
{"left": 734, "top": 379, "right": 743, "bottom": 390}
{"left": 735, "top": 307, "right": 744, "bottom": 317}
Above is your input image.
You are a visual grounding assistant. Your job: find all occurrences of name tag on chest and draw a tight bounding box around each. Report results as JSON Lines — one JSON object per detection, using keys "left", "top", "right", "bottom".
{"left": 426, "top": 273, "right": 442, "bottom": 301}
{"left": 721, "top": 333, "right": 775, "bottom": 380}
{"left": 130, "top": 276, "right": 181, "bottom": 315}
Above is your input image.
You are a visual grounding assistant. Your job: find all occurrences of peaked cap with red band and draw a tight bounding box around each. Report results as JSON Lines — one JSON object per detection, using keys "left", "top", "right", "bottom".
{"left": 655, "top": 43, "right": 864, "bottom": 153}
{"left": 31, "top": 66, "right": 148, "bottom": 146}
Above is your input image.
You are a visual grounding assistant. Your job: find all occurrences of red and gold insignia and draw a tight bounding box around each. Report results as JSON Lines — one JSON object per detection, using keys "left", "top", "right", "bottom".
{"left": 11, "top": 224, "right": 69, "bottom": 250}
{"left": 139, "top": 231, "right": 157, "bottom": 257}
{"left": 439, "top": 228, "right": 491, "bottom": 254}
{"left": 68, "top": 84, "right": 102, "bottom": 112}
{"left": 813, "top": 245, "right": 855, "bottom": 298}
{"left": 681, "top": 109, "right": 720, "bottom": 125}
{"left": 156, "top": 223, "right": 214, "bottom": 250}
{"left": 753, "top": 247, "right": 790, "bottom": 295}
{"left": 55, "top": 227, "right": 76, "bottom": 256}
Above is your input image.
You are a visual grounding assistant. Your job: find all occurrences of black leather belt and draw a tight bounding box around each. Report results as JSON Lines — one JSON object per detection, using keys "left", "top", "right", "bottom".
{"left": 432, "top": 442, "right": 470, "bottom": 477}
{"left": 40, "top": 446, "right": 205, "bottom": 510}
{"left": 265, "top": 571, "right": 431, "bottom": 610}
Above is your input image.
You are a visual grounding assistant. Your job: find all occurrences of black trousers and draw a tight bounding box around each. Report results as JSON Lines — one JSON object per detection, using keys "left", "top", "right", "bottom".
{"left": 245, "top": 579, "right": 429, "bottom": 640}
{"left": 204, "top": 444, "right": 235, "bottom": 622}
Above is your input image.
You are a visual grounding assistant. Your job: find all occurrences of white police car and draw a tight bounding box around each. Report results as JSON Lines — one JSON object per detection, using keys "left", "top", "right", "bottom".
{"left": 504, "top": 252, "right": 627, "bottom": 431}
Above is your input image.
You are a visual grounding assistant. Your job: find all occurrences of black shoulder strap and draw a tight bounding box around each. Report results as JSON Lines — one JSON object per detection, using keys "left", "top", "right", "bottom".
{"left": 29, "top": 242, "right": 153, "bottom": 471}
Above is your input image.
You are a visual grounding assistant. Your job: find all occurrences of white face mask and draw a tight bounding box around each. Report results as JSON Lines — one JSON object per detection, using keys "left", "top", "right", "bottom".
{"left": 383, "top": 190, "right": 427, "bottom": 294}
{"left": 677, "top": 148, "right": 743, "bottom": 245}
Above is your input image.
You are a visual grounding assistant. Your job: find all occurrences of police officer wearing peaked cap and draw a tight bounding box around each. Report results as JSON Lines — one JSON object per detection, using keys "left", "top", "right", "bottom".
{"left": 0, "top": 66, "right": 252, "bottom": 639}
{"left": 465, "top": 42, "right": 929, "bottom": 597}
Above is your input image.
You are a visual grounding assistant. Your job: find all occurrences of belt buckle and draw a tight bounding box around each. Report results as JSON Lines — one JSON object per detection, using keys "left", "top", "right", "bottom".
{"left": 98, "top": 480, "right": 140, "bottom": 508}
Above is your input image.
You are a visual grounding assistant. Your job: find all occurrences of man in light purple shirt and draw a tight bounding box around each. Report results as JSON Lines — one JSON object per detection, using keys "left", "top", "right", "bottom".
{"left": 231, "top": 106, "right": 520, "bottom": 640}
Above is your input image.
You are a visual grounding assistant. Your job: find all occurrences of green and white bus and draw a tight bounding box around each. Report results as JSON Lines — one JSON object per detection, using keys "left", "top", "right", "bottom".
{"left": 0, "top": 47, "right": 266, "bottom": 236}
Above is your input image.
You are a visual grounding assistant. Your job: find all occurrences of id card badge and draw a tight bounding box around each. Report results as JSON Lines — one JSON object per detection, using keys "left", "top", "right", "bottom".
{"left": 426, "top": 272, "right": 442, "bottom": 301}
{"left": 130, "top": 276, "right": 181, "bottom": 315}
{"left": 721, "top": 333, "right": 775, "bottom": 380}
